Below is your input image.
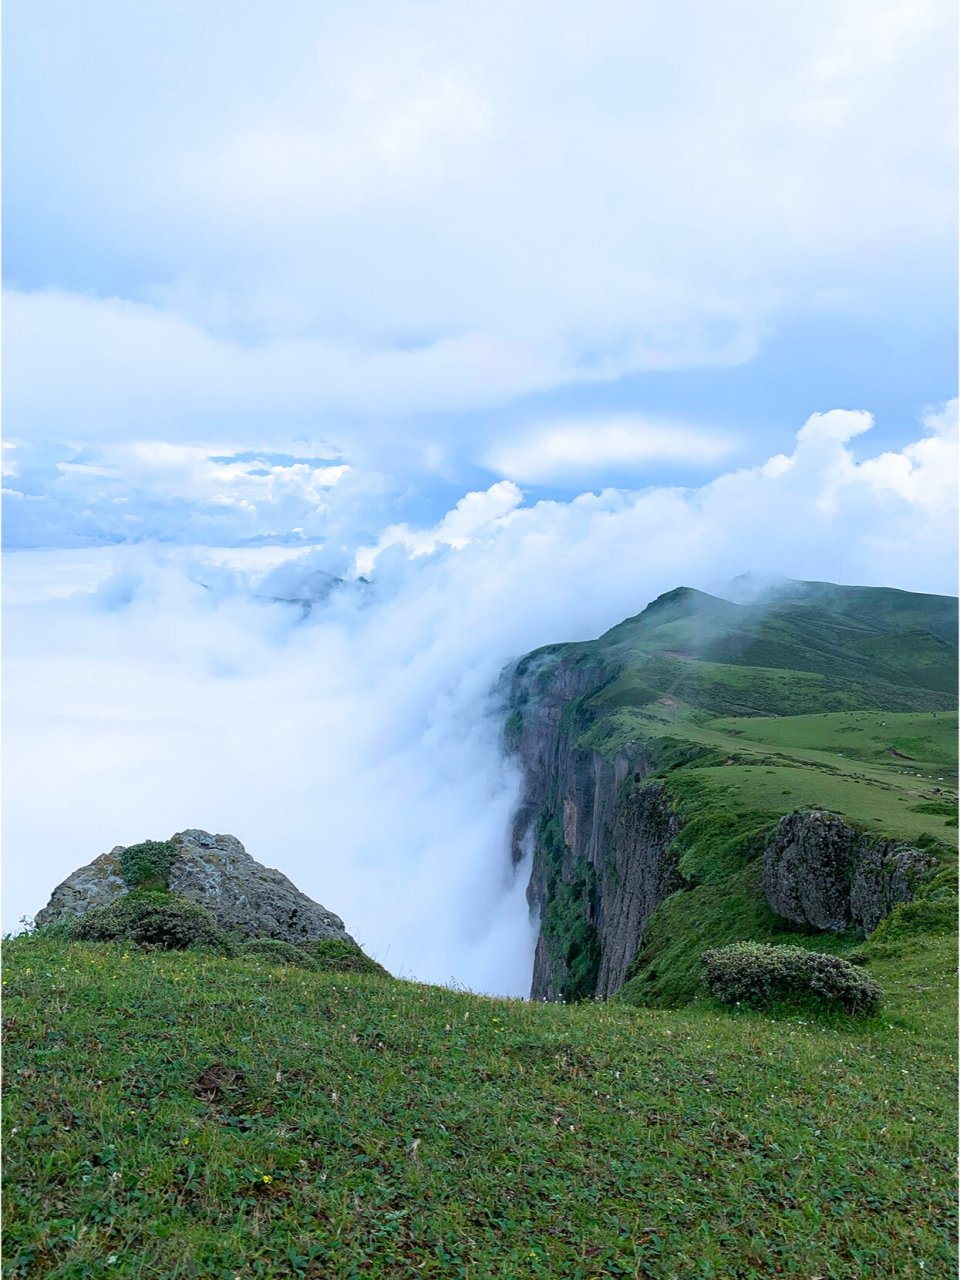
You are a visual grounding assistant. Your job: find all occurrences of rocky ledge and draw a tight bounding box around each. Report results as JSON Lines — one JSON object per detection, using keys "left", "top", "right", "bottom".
{"left": 762, "top": 811, "right": 936, "bottom": 934}
{"left": 35, "top": 829, "right": 356, "bottom": 946}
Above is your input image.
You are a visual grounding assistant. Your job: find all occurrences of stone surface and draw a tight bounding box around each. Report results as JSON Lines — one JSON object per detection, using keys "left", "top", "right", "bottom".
{"left": 35, "top": 830, "right": 356, "bottom": 945}
{"left": 762, "top": 811, "right": 935, "bottom": 934}
{"left": 34, "top": 849, "right": 128, "bottom": 926}
{"left": 505, "top": 650, "right": 678, "bottom": 1000}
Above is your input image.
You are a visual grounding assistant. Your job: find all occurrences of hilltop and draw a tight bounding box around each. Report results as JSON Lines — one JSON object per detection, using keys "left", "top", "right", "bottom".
{"left": 504, "top": 579, "right": 957, "bottom": 1003}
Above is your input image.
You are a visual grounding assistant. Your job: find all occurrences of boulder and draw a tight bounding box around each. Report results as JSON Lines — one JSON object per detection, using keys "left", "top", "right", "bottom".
{"left": 35, "top": 829, "right": 356, "bottom": 946}
{"left": 762, "top": 811, "right": 935, "bottom": 934}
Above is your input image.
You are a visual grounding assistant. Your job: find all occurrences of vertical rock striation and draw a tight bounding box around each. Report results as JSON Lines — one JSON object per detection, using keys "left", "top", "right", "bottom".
{"left": 506, "top": 650, "right": 681, "bottom": 1000}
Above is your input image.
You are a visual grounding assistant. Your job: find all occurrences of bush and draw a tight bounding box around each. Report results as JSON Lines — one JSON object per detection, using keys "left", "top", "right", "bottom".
{"left": 118, "top": 839, "right": 179, "bottom": 890}
{"left": 299, "top": 938, "right": 389, "bottom": 976}
{"left": 70, "top": 890, "right": 225, "bottom": 950}
{"left": 702, "top": 941, "right": 882, "bottom": 1015}
{"left": 240, "top": 938, "right": 317, "bottom": 969}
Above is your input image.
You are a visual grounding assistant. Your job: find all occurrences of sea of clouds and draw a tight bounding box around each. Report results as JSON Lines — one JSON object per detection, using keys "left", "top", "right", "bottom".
{"left": 3, "top": 402, "right": 957, "bottom": 993}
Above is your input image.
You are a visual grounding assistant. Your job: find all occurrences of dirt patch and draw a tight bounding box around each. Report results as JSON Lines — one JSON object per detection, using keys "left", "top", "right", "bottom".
{"left": 192, "top": 1061, "right": 247, "bottom": 1106}
{"left": 885, "top": 747, "right": 915, "bottom": 760}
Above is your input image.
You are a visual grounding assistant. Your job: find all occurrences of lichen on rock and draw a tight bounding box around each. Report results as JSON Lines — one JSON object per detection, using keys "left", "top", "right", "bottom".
{"left": 762, "top": 810, "right": 935, "bottom": 934}
{"left": 35, "top": 829, "right": 356, "bottom": 947}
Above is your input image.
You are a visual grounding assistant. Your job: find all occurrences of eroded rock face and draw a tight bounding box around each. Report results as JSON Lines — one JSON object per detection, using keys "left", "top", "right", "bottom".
{"left": 34, "top": 849, "right": 128, "bottom": 925}
{"left": 35, "top": 830, "right": 355, "bottom": 945}
{"left": 762, "top": 811, "right": 935, "bottom": 934}
{"left": 594, "top": 782, "right": 682, "bottom": 997}
{"left": 506, "top": 650, "right": 679, "bottom": 1000}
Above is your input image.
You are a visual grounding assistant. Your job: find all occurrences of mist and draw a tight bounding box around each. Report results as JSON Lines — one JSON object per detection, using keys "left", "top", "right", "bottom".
{"left": 2, "top": 403, "right": 956, "bottom": 992}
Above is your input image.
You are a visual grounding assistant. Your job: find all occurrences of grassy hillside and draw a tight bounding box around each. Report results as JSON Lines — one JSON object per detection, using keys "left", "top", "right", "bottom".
{"left": 3, "top": 928, "right": 956, "bottom": 1279}
{"left": 515, "top": 580, "right": 958, "bottom": 1008}
{"left": 6, "top": 581, "right": 956, "bottom": 1276}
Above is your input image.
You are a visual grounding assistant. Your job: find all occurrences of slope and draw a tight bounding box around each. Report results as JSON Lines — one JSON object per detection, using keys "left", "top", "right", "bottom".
{"left": 2, "top": 929, "right": 956, "bottom": 1279}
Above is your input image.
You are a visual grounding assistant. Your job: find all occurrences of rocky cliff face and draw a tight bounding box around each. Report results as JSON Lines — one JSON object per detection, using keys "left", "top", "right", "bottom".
{"left": 507, "top": 650, "right": 680, "bottom": 1000}
{"left": 762, "top": 812, "right": 935, "bottom": 934}
{"left": 35, "top": 829, "right": 356, "bottom": 946}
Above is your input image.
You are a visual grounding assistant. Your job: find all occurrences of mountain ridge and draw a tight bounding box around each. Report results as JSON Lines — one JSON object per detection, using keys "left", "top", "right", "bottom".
{"left": 504, "top": 577, "right": 957, "bottom": 1004}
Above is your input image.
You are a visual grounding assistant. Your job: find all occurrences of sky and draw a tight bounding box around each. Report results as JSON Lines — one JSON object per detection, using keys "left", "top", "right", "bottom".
{"left": 2, "top": 1, "right": 957, "bottom": 988}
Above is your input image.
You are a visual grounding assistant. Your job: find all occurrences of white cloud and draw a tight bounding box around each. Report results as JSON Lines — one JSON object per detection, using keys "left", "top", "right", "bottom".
{"left": 1, "top": 290, "right": 578, "bottom": 445}
{"left": 483, "top": 417, "right": 735, "bottom": 485}
{"left": 796, "top": 408, "right": 876, "bottom": 445}
{"left": 355, "top": 481, "right": 523, "bottom": 574}
{"left": 4, "top": 401, "right": 955, "bottom": 996}
{"left": 1, "top": 432, "right": 399, "bottom": 550}
{"left": 835, "top": 396, "right": 958, "bottom": 511}
{"left": 4, "top": 0, "right": 955, "bottom": 442}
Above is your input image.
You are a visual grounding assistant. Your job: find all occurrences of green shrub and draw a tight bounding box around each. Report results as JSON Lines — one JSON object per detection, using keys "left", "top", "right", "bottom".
{"left": 241, "top": 938, "right": 317, "bottom": 969}
{"left": 702, "top": 941, "right": 882, "bottom": 1015}
{"left": 118, "top": 839, "right": 179, "bottom": 889}
{"left": 299, "top": 938, "right": 389, "bottom": 976}
{"left": 70, "top": 890, "right": 224, "bottom": 950}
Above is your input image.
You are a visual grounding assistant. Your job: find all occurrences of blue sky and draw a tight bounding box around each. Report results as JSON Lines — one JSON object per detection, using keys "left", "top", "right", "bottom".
{"left": 3, "top": 0, "right": 957, "bottom": 549}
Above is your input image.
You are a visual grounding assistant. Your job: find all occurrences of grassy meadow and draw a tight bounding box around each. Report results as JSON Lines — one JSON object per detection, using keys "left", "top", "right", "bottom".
{"left": 2, "top": 923, "right": 956, "bottom": 1280}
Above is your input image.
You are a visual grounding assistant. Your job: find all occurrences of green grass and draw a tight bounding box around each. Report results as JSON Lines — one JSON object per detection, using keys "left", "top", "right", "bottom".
{"left": 707, "top": 711, "right": 958, "bottom": 775}
{"left": 687, "top": 763, "right": 956, "bottom": 845}
{"left": 3, "top": 932, "right": 957, "bottom": 1279}
{"left": 620, "top": 862, "right": 859, "bottom": 1009}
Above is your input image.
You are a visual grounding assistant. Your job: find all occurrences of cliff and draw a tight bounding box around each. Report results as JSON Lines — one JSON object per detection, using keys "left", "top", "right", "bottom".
{"left": 508, "top": 648, "right": 681, "bottom": 999}
{"left": 762, "top": 811, "right": 936, "bottom": 934}
{"left": 505, "top": 580, "right": 958, "bottom": 1004}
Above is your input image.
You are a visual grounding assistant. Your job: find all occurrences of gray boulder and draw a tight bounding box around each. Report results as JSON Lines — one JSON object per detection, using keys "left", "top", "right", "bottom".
{"left": 762, "top": 810, "right": 935, "bottom": 934}
{"left": 34, "top": 848, "right": 128, "bottom": 924}
{"left": 35, "top": 829, "right": 356, "bottom": 945}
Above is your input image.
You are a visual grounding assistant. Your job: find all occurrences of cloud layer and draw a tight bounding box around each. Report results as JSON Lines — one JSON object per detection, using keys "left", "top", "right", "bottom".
{"left": 4, "top": 402, "right": 956, "bottom": 994}
{"left": 4, "top": 0, "right": 956, "bottom": 472}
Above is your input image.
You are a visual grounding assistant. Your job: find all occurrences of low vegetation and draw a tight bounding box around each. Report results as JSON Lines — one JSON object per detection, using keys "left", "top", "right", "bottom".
{"left": 69, "top": 891, "right": 224, "bottom": 951}
{"left": 702, "top": 941, "right": 883, "bottom": 1015}
{"left": 117, "top": 841, "right": 179, "bottom": 891}
{"left": 3, "top": 924, "right": 956, "bottom": 1279}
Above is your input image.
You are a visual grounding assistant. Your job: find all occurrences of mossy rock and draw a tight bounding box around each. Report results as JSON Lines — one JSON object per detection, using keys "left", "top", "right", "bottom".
{"left": 118, "top": 839, "right": 179, "bottom": 890}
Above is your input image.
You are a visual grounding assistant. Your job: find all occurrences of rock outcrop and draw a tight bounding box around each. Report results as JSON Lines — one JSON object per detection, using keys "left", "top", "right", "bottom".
{"left": 35, "top": 829, "right": 356, "bottom": 946}
{"left": 762, "top": 811, "right": 935, "bottom": 934}
{"left": 507, "top": 649, "right": 680, "bottom": 1000}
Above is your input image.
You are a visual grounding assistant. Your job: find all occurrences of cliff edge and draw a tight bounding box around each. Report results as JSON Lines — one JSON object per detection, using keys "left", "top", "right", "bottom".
{"left": 504, "top": 579, "right": 957, "bottom": 1003}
